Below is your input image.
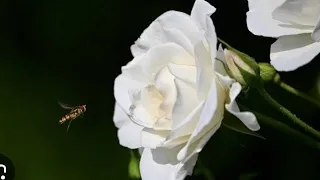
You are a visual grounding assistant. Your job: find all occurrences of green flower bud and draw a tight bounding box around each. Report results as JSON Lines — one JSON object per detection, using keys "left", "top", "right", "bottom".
{"left": 258, "top": 63, "right": 280, "bottom": 83}
{"left": 218, "top": 38, "right": 262, "bottom": 88}
{"left": 223, "top": 49, "right": 262, "bottom": 88}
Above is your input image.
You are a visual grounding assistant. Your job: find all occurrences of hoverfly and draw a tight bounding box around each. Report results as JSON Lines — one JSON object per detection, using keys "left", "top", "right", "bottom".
{"left": 59, "top": 102, "right": 86, "bottom": 132}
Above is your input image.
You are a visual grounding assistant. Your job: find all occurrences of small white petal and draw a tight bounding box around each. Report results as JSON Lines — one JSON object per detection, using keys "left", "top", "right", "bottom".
{"left": 118, "top": 121, "right": 143, "bottom": 149}
{"left": 246, "top": 0, "right": 312, "bottom": 37}
{"left": 140, "top": 148, "right": 198, "bottom": 180}
{"left": 215, "top": 44, "right": 228, "bottom": 76}
{"left": 270, "top": 33, "right": 320, "bottom": 71}
{"left": 225, "top": 83, "right": 260, "bottom": 131}
{"left": 216, "top": 44, "right": 225, "bottom": 61}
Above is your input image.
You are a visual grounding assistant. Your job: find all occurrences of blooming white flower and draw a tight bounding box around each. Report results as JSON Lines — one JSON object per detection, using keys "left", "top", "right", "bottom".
{"left": 246, "top": 0, "right": 320, "bottom": 71}
{"left": 113, "top": 0, "right": 260, "bottom": 179}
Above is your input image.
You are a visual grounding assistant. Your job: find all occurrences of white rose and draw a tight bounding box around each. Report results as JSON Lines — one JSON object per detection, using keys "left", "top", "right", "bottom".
{"left": 246, "top": 0, "right": 320, "bottom": 71}
{"left": 113, "top": 0, "right": 260, "bottom": 179}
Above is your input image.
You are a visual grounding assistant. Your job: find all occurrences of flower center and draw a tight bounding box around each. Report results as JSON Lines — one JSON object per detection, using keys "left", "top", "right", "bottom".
{"left": 140, "top": 84, "right": 166, "bottom": 119}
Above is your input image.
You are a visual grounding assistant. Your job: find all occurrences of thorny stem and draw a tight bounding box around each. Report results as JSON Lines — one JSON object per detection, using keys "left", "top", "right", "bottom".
{"left": 258, "top": 87, "right": 320, "bottom": 141}
{"left": 274, "top": 79, "right": 320, "bottom": 108}
{"left": 239, "top": 105, "right": 320, "bottom": 150}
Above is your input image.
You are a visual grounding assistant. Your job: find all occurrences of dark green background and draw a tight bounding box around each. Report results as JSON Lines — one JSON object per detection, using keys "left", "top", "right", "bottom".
{"left": 0, "top": 0, "right": 319, "bottom": 179}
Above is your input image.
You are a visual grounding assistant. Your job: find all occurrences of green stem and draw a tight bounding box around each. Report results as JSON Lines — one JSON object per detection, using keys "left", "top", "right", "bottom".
{"left": 250, "top": 109, "right": 320, "bottom": 150}
{"left": 258, "top": 87, "right": 320, "bottom": 140}
{"left": 274, "top": 79, "right": 320, "bottom": 108}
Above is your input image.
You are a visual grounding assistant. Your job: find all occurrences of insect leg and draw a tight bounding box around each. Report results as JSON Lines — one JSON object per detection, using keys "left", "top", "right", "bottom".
{"left": 66, "top": 119, "right": 74, "bottom": 132}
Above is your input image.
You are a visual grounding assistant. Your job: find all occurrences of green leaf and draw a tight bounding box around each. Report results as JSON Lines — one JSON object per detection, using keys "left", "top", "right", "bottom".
{"left": 223, "top": 112, "right": 266, "bottom": 140}
{"left": 128, "top": 150, "right": 141, "bottom": 179}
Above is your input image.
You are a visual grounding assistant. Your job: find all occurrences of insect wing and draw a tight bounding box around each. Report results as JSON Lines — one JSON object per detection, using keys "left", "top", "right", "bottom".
{"left": 58, "top": 102, "right": 74, "bottom": 110}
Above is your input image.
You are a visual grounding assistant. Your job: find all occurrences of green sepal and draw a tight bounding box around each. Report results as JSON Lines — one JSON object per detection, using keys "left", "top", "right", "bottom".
{"left": 237, "top": 64, "right": 263, "bottom": 89}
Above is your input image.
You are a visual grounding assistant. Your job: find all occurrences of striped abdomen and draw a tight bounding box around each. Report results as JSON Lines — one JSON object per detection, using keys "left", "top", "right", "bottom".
{"left": 59, "top": 108, "right": 83, "bottom": 124}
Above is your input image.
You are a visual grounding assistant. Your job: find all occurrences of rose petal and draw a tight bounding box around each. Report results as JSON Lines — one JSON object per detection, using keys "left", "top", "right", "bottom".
{"left": 160, "top": 26, "right": 196, "bottom": 56}
{"left": 117, "top": 120, "right": 143, "bottom": 149}
{"left": 114, "top": 74, "right": 147, "bottom": 113}
{"left": 178, "top": 121, "right": 221, "bottom": 162}
{"left": 216, "top": 44, "right": 225, "bottom": 62}
{"left": 270, "top": 33, "right": 320, "bottom": 71}
{"left": 177, "top": 78, "right": 225, "bottom": 160}
{"left": 154, "top": 67, "right": 176, "bottom": 125}
{"left": 131, "top": 10, "right": 203, "bottom": 57}
{"left": 272, "top": 0, "right": 320, "bottom": 26}
{"left": 191, "top": 0, "right": 216, "bottom": 32}
{"left": 142, "top": 43, "right": 185, "bottom": 78}
{"left": 215, "top": 44, "right": 228, "bottom": 76}
{"left": 225, "top": 83, "right": 260, "bottom": 131}
{"left": 246, "top": 0, "right": 312, "bottom": 37}
{"left": 163, "top": 101, "right": 205, "bottom": 148}
{"left": 167, "top": 62, "right": 197, "bottom": 86}
{"left": 140, "top": 148, "right": 198, "bottom": 180}
{"left": 130, "top": 20, "right": 168, "bottom": 57}
{"left": 130, "top": 102, "right": 157, "bottom": 128}
{"left": 113, "top": 103, "right": 130, "bottom": 129}
{"left": 312, "top": 16, "right": 320, "bottom": 42}
{"left": 121, "top": 55, "right": 151, "bottom": 84}
{"left": 191, "top": 0, "right": 217, "bottom": 58}
{"left": 194, "top": 41, "right": 213, "bottom": 100}
{"left": 172, "top": 78, "right": 199, "bottom": 128}
{"left": 157, "top": 11, "right": 203, "bottom": 48}
{"left": 141, "top": 128, "right": 169, "bottom": 149}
